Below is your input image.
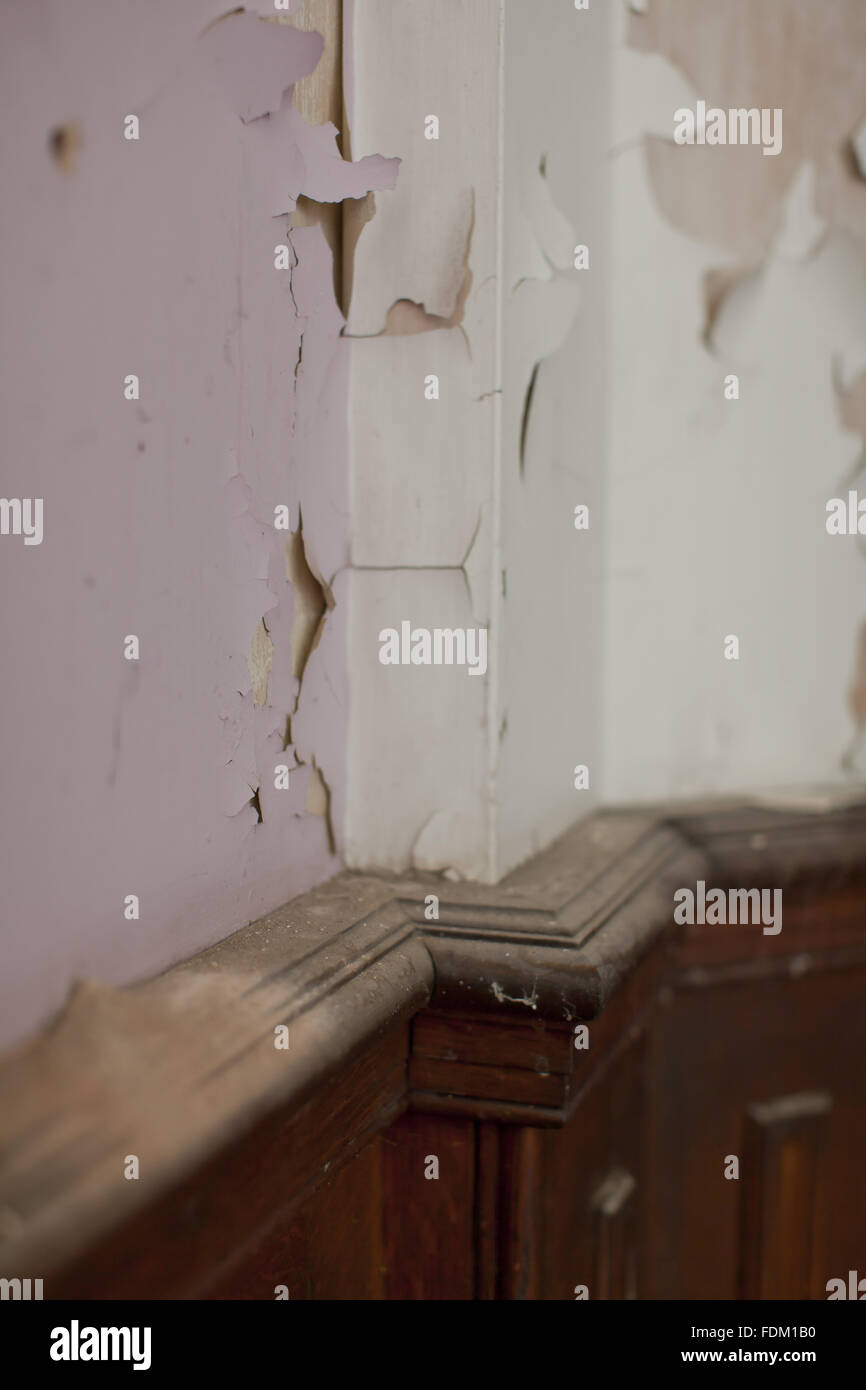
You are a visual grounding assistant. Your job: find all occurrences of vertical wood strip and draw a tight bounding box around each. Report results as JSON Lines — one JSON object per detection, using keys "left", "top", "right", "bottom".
{"left": 739, "top": 1091, "right": 832, "bottom": 1300}
{"left": 474, "top": 1121, "right": 501, "bottom": 1299}
{"left": 498, "top": 1127, "right": 544, "bottom": 1300}
{"left": 381, "top": 1111, "right": 476, "bottom": 1300}
{"left": 590, "top": 1167, "right": 637, "bottom": 1300}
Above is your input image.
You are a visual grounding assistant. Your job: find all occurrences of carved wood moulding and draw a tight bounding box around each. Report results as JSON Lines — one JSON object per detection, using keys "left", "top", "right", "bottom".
{"left": 2, "top": 799, "right": 865, "bottom": 1282}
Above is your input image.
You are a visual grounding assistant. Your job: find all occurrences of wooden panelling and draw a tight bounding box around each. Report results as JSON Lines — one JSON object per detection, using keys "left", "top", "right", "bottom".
{"left": 590, "top": 1167, "right": 638, "bottom": 1301}
{"left": 49, "top": 1025, "right": 409, "bottom": 1299}
{"left": 499, "top": 1127, "right": 545, "bottom": 1300}
{"left": 411, "top": 1056, "right": 568, "bottom": 1109}
{"left": 208, "top": 1137, "right": 385, "bottom": 1300}
{"left": 643, "top": 966, "right": 866, "bottom": 1299}
{"left": 412, "top": 1013, "right": 573, "bottom": 1075}
{"left": 738, "top": 1091, "right": 831, "bottom": 1300}
{"left": 4, "top": 803, "right": 866, "bottom": 1300}
{"left": 381, "top": 1112, "right": 476, "bottom": 1300}
{"left": 475, "top": 1122, "right": 501, "bottom": 1300}
{"left": 532, "top": 1032, "right": 647, "bottom": 1301}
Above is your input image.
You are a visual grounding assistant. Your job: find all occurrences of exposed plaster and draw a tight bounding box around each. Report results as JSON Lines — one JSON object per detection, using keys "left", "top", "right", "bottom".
{"left": 214, "top": 13, "right": 398, "bottom": 864}
{"left": 248, "top": 617, "right": 274, "bottom": 707}
{"left": 345, "top": 194, "right": 475, "bottom": 343}
{"left": 378, "top": 269, "right": 472, "bottom": 340}
{"left": 285, "top": 515, "right": 332, "bottom": 685}
{"left": 247, "top": 785, "right": 264, "bottom": 824}
{"left": 629, "top": 1, "right": 866, "bottom": 317}
{"left": 305, "top": 758, "right": 336, "bottom": 854}
{"left": 346, "top": 183, "right": 475, "bottom": 338}
{"left": 341, "top": 191, "right": 377, "bottom": 317}
{"left": 290, "top": 196, "right": 340, "bottom": 304}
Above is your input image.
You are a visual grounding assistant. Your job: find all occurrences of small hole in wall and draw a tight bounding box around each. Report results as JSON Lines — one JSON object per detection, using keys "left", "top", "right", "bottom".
{"left": 249, "top": 787, "right": 264, "bottom": 824}
{"left": 48, "top": 123, "right": 81, "bottom": 173}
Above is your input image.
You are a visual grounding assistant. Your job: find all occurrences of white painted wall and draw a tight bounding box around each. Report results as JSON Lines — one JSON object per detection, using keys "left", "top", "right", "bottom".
{"left": 345, "top": 0, "right": 606, "bottom": 880}
{"left": 345, "top": 0, "right": 866, "bottom": 878}
{"left": 602, "top": 0, "right": 866, "bottom": 804}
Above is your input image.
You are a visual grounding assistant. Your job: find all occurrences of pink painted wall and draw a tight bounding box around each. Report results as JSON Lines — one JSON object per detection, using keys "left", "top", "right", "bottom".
{"left": 0, "top": 2, "right": 396, "bottom": 1047}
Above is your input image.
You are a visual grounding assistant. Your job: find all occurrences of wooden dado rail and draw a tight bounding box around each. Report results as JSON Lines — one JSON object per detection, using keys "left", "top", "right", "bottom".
{"left": 2, "top": 802, "right": 866, "bottom": 1299}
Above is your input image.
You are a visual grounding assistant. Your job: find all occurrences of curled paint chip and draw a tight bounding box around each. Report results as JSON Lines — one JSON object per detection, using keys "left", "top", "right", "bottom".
{"left": 199, "top": 10, "right": 323, "bottom": 123}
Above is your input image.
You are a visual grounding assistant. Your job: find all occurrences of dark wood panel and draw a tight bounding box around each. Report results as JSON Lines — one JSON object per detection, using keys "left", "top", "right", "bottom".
{"left": 499, "top": 1127, "right": 545, "bottom": 1300}
{"left": 644, "top": 966, "right": 866, "bottom": 1299}
{"left": 382, "top": 1111, "right": 476, "bottom": 1300}
{"left": 590, "top": 1167, "right": 638, "bottom": 1300}
{"left": 49, "top": 1025, "right": 409, "bottom": 1299}
{"left": 410, "top": 1056, "right": 567, "bottom": 1108}
{"left": 535, "top": 1032, "right": 646, "bottom": 1300}
{"left": 475, "top": 1121, "right": 501, "bottom": 1299}
{"left": 208, "top": 1137, "right": 384, "bottom": 1300}
{"left": 494, "top": 1031, "right": 646, "bottom": 1301}
{"left": 738, "top": 1091, "right": 831, "bottom": 1300}
{"left": 412, "top": 1013, "right": 574, "bottom": 1075}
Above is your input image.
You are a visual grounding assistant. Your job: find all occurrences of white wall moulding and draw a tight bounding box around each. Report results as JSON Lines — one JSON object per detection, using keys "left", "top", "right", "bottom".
{"left": 344, "top": 0, "right": 607, "bottom": 881}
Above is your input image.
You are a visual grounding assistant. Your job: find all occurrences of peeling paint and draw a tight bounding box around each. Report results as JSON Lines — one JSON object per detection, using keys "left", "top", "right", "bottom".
{"left": 844, "top": 619, "right": 866, "bottom": 772}
{"left": 851, "top": 121, "right": 866, "bottom": 182}
{"left": 285, "top": 516, "right": 331, "bottom": 685}
{"left": 605, "top": 0, "right": 866, "bottom": 800}
{"left": 305, "top": 758, "right": 336, "bottom": 854}
{"left": 630, "top": 0, "right": 866, "bottom": 317}
{"left": 198, "top": 9, "right": 323, "bottom": 124}
{"left": 341, "top": 191, "right": 377, "bottom": 317}
{"left": 346, "top": 194, "right": 474, "bottom": 340}
{"left": 833, "top": 358, "right": 866, "bottom": 490}
{"left": 702, "top": 264, "right": 755, "bottom": 351}
{"left": 0, "top": 0, "right": 391, "bottom": 1045}
{"left": 345, "top": 0, "right": 599, "bottom": 880}
{"left": 215, "top": 13, "right": 399, "bottom": 871}
{"left": 248, "top": 784, "right": 264, "bottom": 824}
{"left": 265, "top": 114, "right": 399, "bottom": 216}
{"left": 774, "top": 164, "right": 826, "bottom": 262}
{"left": 518, "top": 362, "right": 541, "bottom": 478}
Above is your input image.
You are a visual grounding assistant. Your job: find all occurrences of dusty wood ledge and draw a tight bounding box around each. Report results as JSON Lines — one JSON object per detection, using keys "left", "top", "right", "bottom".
{"left": 0, "top": 875, "right": 432, "bottom": 1282}
{"left": 2, "top": 799, "right": 865, "bottom": 1283}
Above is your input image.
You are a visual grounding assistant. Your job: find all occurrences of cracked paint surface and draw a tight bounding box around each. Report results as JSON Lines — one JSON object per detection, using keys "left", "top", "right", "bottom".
{"left": 603, "top": 0, "right": 866, "bottom": 801}
{"left": 345, "top": 0, "right": 601, "bottom": 880}
{"left": 0, "top": 2, "right": 395, "bottom": 1047}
